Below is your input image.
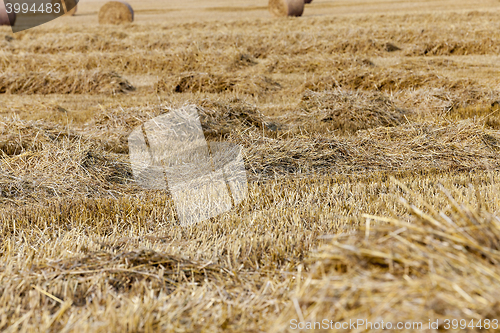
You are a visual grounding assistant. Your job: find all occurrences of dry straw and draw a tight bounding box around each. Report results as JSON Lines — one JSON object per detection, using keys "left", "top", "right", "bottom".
{"left": 298, "top": 89, "right": 409, "bottom": 133}
{"left": 0, "top": 1, "right": 16, "bottom": 26}
{"left": 273, "top": 181, "right": 500, "bottom": 331}
{"left": 155, "top": 73, "right": 281, "bottom": 95}
{"left": 268, "top": 0, "right": 304, "bottom": 17}
{"left": 98, "top": 1, "right": 134, "bottom": 25}
{"left": 52, "top": 0, "right": 78, "bottom": 16}
{"left": 0, "top": 70, "right": 135, "bottom": 95}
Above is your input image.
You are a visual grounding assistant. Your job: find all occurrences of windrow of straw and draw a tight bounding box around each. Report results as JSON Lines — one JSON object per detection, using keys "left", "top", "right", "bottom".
{"left": 83, "top": 99, "right": 269, "bottom": 153}
{"left": 265, "top": 55, "right": 375, "bottom": 74}
{"left": 298, "top": 70, "right": 500, "bottom": 113}
{"left": 198, "top": 98, "right": 268, "bottom": 137}
{"left": 52, "top": 0, "right": 78, "bottom": 16}
{"left": 273, "top": 182, "right": 500, "bottom": 332}
{"left": 155, "top": 73, "right": 282, "bottom": 95}
{"left": 0, "top": 50, "right": 233, "bottom": 74}
{"left": 0, "top": 1, "right": 16, "bottom": 26}
{"left": 0, "top": 118, "right": 132, "bottom": 203}
{"left": 4, "top": 117, "right": 498, "bottom": 201}
{"left": 300, "top": 68, "right": 481, "bottom": 93}
{"left": 0, "top": 70, "right": 135, "bottom": 95}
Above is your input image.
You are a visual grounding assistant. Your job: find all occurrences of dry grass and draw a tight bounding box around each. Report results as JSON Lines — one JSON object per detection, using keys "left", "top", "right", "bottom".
{"left": 2, "top": 3, "right": 500, "bottom": 332}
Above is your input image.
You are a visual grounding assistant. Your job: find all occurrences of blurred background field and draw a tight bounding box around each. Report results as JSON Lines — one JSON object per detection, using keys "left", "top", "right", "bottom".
{"left": 2, "top": 0, "right": 500, "bottom": 332}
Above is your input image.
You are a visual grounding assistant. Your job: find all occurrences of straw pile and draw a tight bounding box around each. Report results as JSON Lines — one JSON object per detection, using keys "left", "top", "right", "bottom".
{"left": 0, "top": 70, "right": 135, "bottom": 95}
{"left": 273, "top": 183, "right": 500, "bottom": 330}
{"left": 0, "top": 117, "right": 134, "bottom": 203}
{"left": 0, "top": 1, "right": 15, "bottom": 26}
{"left": 301, "top": 68, "right": 479, "bottom": 93}
{"left": 3, "top": 8, "right": 500, "bottom": 332}
{"left": 85, "top": 99, "right": 270, "bottom": 153}
{"left": 98, "top": 1, "right": 134, "bottom": 25}
{"left": 268, "top": 0, "right": 304, "bottom": 17}
{"left": 52, "top": 0, "right": 78, "bottom": 16}
{"left": 155, "top": 73, "right": 281, "bottom": 95}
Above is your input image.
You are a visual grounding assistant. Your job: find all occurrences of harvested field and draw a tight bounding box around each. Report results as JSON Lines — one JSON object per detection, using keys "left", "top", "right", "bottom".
{"left": 2, "top": 0, "right": 500, "bottom": 332}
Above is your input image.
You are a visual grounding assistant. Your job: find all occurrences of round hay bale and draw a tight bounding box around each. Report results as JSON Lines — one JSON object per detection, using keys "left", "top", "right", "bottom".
{"left": 52, "top": 0, "right": 78, "bottom": 16}
{"left": 268, "top": 0, "right": 304, "bottom": 17}
{"left": 0, "top": 1, "right": 16, "bottom": 26}
{"left": 98, "top": 1, "right": 134, "bottom": 25}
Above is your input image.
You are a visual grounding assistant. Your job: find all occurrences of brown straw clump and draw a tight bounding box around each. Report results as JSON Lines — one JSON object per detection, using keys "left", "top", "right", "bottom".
{"left": 301, "top": 68, "right": 479, "bottom": 93}
{"left": 36, "top": 249, "right": 227, "bottom": 293}
{"left": 52, "top": 0, "right": 78, "bottom": 16}
{"left": 98, "top": 1, "right": 134, "bottom": 25}
{"left": 0, "top": 1, "right": 16, "bottom": 26}
{"left": 155, "top": 73, "right": 281, "bottom": 95}
{"left": 272, "top": 181, "right": 500, "bottom": 331}
{"left": 0, "top": 118, "right": 80, "bottom": 156}
{"left": 0, "top": 70, "right": 135, "bottom": 95}
{"left": 268, "top": 0, "right": 304, "bottom": 17}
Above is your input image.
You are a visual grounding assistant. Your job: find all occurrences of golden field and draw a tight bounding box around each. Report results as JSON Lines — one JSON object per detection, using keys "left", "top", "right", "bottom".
{"left": 2, "top": 0, "right": 500, "bottom": 331}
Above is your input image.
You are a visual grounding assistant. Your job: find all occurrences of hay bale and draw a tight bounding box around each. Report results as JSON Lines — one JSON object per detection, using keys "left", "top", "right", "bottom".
{"left": 268, "top": 0, "right": 304, "bottom": 17}
{"left": 0, "top": 1, "right": 16, "bottom": 26}
{"left": 52, "top": 0, "right": 78, "bottom": 16}
{"left": 0, "top": 70, "right": 135, "bottom": 95}
{"left": 298, "top": 89, "right": 408, "bottom": 133}
{"left": 98, "top": 1, "right": 134, "bottom": 25}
